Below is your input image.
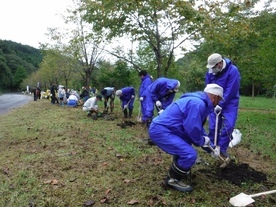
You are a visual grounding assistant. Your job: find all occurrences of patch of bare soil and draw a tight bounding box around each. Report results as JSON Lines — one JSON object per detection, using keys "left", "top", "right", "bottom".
{"left": 198, "top": 146, "right": 275, "bottom": 185}
{"left": 199, "top": 162, "right": 268, "bottom": 187}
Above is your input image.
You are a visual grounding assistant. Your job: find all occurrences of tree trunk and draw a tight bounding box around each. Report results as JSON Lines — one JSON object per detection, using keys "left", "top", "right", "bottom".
{"left": 251, "top": 81, "right": 255, "bottom": 98}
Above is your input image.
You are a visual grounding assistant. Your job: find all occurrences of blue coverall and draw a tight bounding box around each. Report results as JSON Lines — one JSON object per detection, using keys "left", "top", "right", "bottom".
{"left": 119, "top": 86, "right": 135, "bottom": 110}
{"left": 149, "top": 92, "right": 214, "bottom": 171}
{"left": 144, "top": 77, "right": 179, "bottom": 121}
{"left": 205, "top": 58, "right": 241, "bottom": 155}
{"left": 139, "top": 74, "right": 153, "bottom": 122}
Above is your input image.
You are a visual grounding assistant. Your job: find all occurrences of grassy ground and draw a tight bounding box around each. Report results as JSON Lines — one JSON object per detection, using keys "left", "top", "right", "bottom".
{"left": 0, "top": 95, "right": 275, "bottom": 207}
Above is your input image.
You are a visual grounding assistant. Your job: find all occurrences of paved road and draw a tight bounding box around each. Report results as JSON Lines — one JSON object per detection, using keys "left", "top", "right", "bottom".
{"left": 0, "top": 93, "right": 33, "bottom": 115}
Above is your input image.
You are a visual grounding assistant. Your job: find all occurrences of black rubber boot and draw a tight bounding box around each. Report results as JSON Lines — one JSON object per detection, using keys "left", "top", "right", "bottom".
{"left": 104, "top": 108, "right": 108, "bottom": 114}
{"left": 123, "top": 109, "right": 128, "bottom": 118}
{"left": 166, "top": 157, "right": 193, "bottom": 192}
{"left": 146, "top": 119, "right": 155, "bottom": 145}
{"left": 146, "top": 119, "right": 152, "bottom": 129}
{"left": 128, "top": 109, "right": 133, "bottom": 118}
{"left": 148, "top": 139, "right": 155, "bottom": 146}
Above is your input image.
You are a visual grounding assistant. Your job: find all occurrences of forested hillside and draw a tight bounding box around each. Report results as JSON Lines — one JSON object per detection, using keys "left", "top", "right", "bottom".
{"left": 0, "top": 40, "right": 43, "bottom": 91}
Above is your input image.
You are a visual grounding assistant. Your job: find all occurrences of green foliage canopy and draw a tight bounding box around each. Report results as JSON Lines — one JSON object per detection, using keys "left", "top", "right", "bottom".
{"left": 0, "top": 40, "right": 42, "bottom": 91}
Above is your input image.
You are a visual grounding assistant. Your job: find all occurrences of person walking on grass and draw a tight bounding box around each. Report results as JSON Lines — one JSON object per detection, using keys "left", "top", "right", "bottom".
{"left": 138, "top": 70, "right": 153, "bottom": 124}
{"left": 116, "top": 86, "right": 135, "bottom": 118}
{"left": 205, "top": 53, "right": 241, "bottom": 163}
{"left": 58, "top": 86, "right": 66, "bottom": 106}
{"left": 148, "top": 83, "right": 224, "bottom": 192}
{"left": 50, "top": 83, "right": 58, "bottom": 104}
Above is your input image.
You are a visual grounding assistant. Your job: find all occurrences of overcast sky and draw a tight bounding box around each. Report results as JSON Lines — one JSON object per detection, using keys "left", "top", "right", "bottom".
{"left": 0, "top": 0, "right": 72, "bottom": 48}
{"left": 0, "top": 0, "right": 274, "bottom": 51}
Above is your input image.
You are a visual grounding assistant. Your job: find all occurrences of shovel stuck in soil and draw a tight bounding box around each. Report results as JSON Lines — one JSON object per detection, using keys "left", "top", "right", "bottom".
{"left": 136, "top": 104, "right": 142, "bottom": 123}
{"left": 229, "top": 189, "right": 276, "bottom": 206}
{"left": 207, "top": 144, "right": 230, "bottom": 168}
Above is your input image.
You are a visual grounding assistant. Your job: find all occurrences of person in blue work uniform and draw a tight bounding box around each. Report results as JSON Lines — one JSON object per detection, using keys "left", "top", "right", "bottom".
{"left": 148, "top": 83, "right": 224, "bottom": 192}
{"left": 144, "top": 77, "right": 180, "bottom": 127}
{"left": 115, "top": 86, "right": 135, "bottom": 118}
{"left": 205, "top": 53, "right": 241, "bottom": 160}
{"left": 138, "top": 70, "right": 153, "bottom": 123}
{"left": 101, "top": 87, "right": 115, "bottom": 113}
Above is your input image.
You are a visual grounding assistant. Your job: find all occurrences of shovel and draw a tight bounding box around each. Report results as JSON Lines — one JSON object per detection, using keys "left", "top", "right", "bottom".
{"left": 214, "top": 108, "right": 221, "bottom": 156}
{"left": 136, "top": 104, "right": 142, "bottom": 123}
{"left": 229, "top": 189, "right": 276, "bottom": 207}
{"left": 207, "top": 144, "right": 230, "bottom": 168}
{"left": 123, "top": 98, "right": 132, "bottom": 110}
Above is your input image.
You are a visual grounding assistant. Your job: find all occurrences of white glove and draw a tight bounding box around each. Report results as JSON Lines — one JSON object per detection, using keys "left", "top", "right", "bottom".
{"left": 158, "top": 109, "right": 164, "bottom": 115}
{"left": 156, "top": 100, "right": 162, "bottom": 107}
{"left": 131, "top": 95, "right": 135, "bottom": 98}
{"left": 94, "top": 105, "right": 98, "bottom": 110}
{"left": 214, "top": 105, "right": 222, "bottom": 113}
{"left": 212, "top": 147, "right": 220, "bottom": 158}
{"left": 123, "top": 105, "right": 128, "bottom": 109}
{"left": 139, "top": 97, "right": 143, "bottom": 101}
{"left": 106, "top": 103, "right": 110, "bottom": 107}
{"left": 202, "top": 136, "right": 210, "bottom": 147}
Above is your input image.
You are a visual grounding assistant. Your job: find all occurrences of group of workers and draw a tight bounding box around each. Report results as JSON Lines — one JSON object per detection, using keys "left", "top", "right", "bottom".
{"left": 147, "top": 53, "right": 240, "bottom": 192}
{"left": 56, "top": 52, "right": 241, "bottom": 193}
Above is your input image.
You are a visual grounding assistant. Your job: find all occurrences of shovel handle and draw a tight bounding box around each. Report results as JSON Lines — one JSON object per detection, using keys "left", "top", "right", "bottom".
{"left": 250, "top": 189, "right": 276, "bottom": 198}
{"left": 214, "top": 110, "right": 221, "bottom": 146}
{"left": 207, "top": 145, "right": 225, "bottom": 162}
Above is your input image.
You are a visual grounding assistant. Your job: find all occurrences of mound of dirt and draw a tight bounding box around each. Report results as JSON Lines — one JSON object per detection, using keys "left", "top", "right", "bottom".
{"left": 199, "top": 161, "right": 268, "bottom": 186}
{"left": 216, "top": 162, "right": 267, "bottom": 186}
{"left": 117, "top": 120, "right": 136, "bottom": 128}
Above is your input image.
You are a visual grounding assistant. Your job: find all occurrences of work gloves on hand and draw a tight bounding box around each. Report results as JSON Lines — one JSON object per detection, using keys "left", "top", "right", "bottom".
{"left": 214, "top": 105, "right": 222, "bottom": 113}
{"left": 202, "top": 136, "right": 210, "bottom": 148}
{"left": 201, "top": 136, "right": 213, "bottom": 153}
{"left": 106, "top": 103, "right": 110, "bottom": 108}
{"left": 158, "top": 109, "right": 164, "bottom": 115}
{"left": 155, "top": 100, "right": 162, "bottom": 107}
{"left": 139, "top": 97, "right": 143, "bottom": 101}
{"left": 123, "top": 105, "right": 128, "bottom": 109}
{"left": 212, "top": 147, "right": 220, "bottom": 158}
{"left": 201, "top": 136, "right": 220, "bottom": 158}
{"left": 131, "top": 95, "right": 135, "bottom": 99}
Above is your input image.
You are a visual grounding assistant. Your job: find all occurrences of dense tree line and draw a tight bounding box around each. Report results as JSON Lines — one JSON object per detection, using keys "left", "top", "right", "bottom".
{"left": 0, "top": 40, "right": 43, "bottom": 91}
{"left": 2, "top": 1, "right": 275, "bottom": 98}
{"left": 175, "top": 12, "right": 276, "bottom": 97}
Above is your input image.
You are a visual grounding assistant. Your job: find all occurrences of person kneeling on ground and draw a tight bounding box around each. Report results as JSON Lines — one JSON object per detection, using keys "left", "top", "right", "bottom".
{"left": 67, "top": 91, "right": 79, "bottom": 107}
{"left": 148, "top": 83, "right": 224, "bottom": 192}
{"left": 82, "top": 95, "right": 102, "bottom": 119}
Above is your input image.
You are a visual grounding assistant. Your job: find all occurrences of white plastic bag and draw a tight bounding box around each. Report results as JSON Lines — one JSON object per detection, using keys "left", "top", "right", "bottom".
{"left": 229, "top": 129, "right": 242, "bottom": 148}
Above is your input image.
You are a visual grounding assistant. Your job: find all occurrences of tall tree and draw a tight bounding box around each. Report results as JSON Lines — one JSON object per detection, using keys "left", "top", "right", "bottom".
{"left": 251, "top": 12, "right": 276, "bottom": 96}
{"left": 14, "top": 66, "right": 27, "bottom": 88}
{"left": 0, "top": 57, "right": 13, "bottom": 89}
{"left": 64, "top": 1, "right": 106, "bottom": 89}
{"left": 80, "top": 0, "right": 206, "bottom": 77}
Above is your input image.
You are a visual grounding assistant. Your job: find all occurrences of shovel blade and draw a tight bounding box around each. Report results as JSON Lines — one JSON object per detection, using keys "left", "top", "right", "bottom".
{"left": 229, "top": 193, "right": 255, "bottom": 207}
{"left": 136, "top": 116, "right": 142, "bottom": 123}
